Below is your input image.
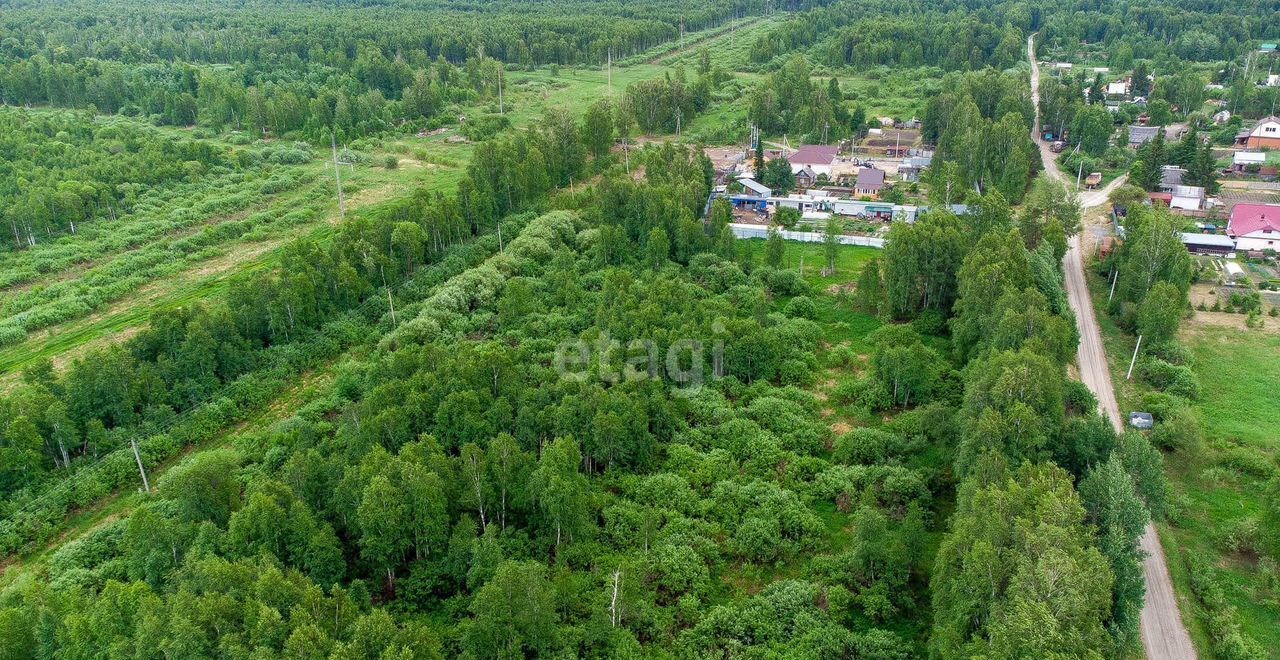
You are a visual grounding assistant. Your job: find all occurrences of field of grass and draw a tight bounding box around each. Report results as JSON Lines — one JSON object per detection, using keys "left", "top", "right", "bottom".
{"left": 1086, "top": 266, "right": 1280, "bottom": 657}
{"left": 1166, "top": 322, "right": 1280, "bottom": 654}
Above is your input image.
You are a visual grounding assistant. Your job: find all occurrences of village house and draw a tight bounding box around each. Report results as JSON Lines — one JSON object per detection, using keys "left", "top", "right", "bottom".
{"left": 794, "top": 166, "right": 818, "bottom": 188}
{"left": 1158, "top": 166, "right": 1185, "bottom": 192}
{"left": 1234, "top": 116, "right": 1280, "bottom": 149}
{"left": 854, "top": 167, "right": 887, "bottom": 197}
{"left": 787, "top": 145, "right": 839, "bottom": 178}
{"left": 1128, "top": 125, "right": 1161, "bottom": 148}
{"left": 1228, "top": 203, "right": 1280, "bottom": 251}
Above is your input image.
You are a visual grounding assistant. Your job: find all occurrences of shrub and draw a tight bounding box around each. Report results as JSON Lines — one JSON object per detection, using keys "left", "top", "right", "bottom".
{"left": 1217, "top": 517, "right": 1260, "bottom": 555}
{"left": 912, "top": 309, "right": 947, "bottom": 336}
{"left": 833, "top": 428, "right": 911, "bottom": 465}
{"left": 383, "top": 155, "right": 399, "bottom": 169}
{"left": 1150, "top": 406, "right": 1204, "bottom": 453}
{"left": 264, "top": 146, "right": 312, "bottom": 165}
{"left": 784, "top": 296, "right": 817, "bottom": 320}
{"left": 1144, "top": 340, "right": 1193, "bottom": 366}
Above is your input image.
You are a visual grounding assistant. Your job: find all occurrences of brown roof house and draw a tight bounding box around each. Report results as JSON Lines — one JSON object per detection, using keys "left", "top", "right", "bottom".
{"left": 855, "top": 167, "right": 886, "bottom": 197}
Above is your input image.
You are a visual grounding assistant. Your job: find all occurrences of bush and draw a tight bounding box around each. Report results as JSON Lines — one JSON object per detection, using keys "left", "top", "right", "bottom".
{"left": 263, "top": 145, "right": 312, "bottom": 165}
{"left": 1217, "top": 517, "right": 1261, "bottom": 555}
{"left": 784, "top": 296, "right": 817, "bottom": 320}
{"left": 1144, "top": 340, "right": 1193, "bottom": 366}
{"left": 1063, "top": 379, "right": 1098, "bottom": 415}
{"left": 383, "top": 155, "right": 399, "bottom": 169}
{"left": 1150, "top": 407, "right": 1203, "bottom": 453}
{"left": 911, "top": 309, "right": 947, "bottom": 336}
{"left": 754, "top": 268, "right": 810, "bottom": 297}
{"left": 1136, "top": 357, "right": 1200, "bottom": 399}
{"left": 1187, "top": 552, "right": 1270, "bottom": 660}
{"left": 833, "top": 428, "right": 911, "bottom": 465}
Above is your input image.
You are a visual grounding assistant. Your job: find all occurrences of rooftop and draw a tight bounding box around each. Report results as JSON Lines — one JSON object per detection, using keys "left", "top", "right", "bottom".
{"left": 1228, "top": 203, "right": 1280, "bottom": 236}
{"left": 738, "top": 177, "right": 770, "bottom": 196}
{"left": 856, "top": 167, "right": 886, "bottom": 187}
{"left": 1179, "top": 232, "right": 1235, "bottom": 247}
{"left": 788, "top": 145, "right": 839, "bottom": 166}
{"left": 1129, "top": 125, "right": 1161, "bottom": 144}
{"left": 1172, "top": 185, "right": 1204, "bottom": 200}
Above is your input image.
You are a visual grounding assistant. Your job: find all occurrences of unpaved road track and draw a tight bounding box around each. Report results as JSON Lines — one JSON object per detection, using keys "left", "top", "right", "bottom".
{"left": 1029, "top": 34, "right": 1196, "bottom": 660}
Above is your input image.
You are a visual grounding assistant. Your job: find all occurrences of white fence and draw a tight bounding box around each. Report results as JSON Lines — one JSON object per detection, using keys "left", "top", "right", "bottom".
{"left": 728, "top": 223, "right": 885, "bottom": 248}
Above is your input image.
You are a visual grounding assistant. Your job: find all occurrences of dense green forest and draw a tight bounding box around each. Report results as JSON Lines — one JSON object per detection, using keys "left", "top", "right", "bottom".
{"left": 1, "top": 0, "right": 1279, "bottom": 657}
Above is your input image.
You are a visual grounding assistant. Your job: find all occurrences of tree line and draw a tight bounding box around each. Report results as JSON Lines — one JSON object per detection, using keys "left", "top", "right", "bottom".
{"left": 853, "top": 178, "right": 1168, "bottom": 658}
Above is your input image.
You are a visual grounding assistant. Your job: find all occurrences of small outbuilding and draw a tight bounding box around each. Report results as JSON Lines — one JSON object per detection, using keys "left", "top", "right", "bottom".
{"left": 1129, "top": 412, "right": 1154, "bottom": 430}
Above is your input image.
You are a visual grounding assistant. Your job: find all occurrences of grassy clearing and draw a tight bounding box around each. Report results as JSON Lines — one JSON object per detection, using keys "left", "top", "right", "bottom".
{"left": 1166, "top": 323, "right": 1280, "bottom": 654}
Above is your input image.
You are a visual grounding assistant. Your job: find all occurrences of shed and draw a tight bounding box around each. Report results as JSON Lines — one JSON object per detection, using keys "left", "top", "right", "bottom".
{"left": 1170, "top": 185, "right": 1205, "bottom": 211}
{"left": 1179, "top": 232, "right": 1234, "bottom": 255}
{"left": 1129, "top": 412, "right": 1154, "bottom": 430}
{"left": 1233, "top": 152, "right": 1265, "bottom": 170}
{"left": 737, "top": 177, "right": 772, "bottom": 198}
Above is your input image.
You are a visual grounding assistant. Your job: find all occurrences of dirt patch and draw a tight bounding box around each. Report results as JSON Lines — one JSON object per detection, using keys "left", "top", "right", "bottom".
{"left": 830, "top": 421, "right": 853, "bottom": 435}
{"left": 1184, "top": 310, "right": 1280, "bottom": 336}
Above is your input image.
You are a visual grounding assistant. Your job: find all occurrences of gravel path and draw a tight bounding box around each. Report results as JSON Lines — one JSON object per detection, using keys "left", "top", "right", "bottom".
{"left": 1029, "top": 33, "right": 1197, "bottom": 660}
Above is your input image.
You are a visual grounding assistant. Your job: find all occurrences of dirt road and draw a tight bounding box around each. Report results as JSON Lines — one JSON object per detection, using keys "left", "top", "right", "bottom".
{"left": 1029, "top": 34, "right": 1197, "bottom": 660}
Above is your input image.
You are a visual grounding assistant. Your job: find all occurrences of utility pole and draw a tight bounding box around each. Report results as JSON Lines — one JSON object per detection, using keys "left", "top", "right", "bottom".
{"left": 607, "top": 48, "right": 613, "bottom": 98}
{"left": 609, "top": 571, "right": 621, "bottom": 627}
{"left": 387, "top": 288, "right": 397, "bottom": 325}
{"left": 497, "top": 63, "right": 504, "bottom": 115}
{"left": 1108, "top": 270, "right": 1118, "bottom": 302}
{"left": 331, "top": 131, "right": 349, "bottom": 221}
{"left": 131, "top": 437, "right": 151, "bottom": 493}
{"left": 1126, "top": 334, "right": 1143, "bottom": 380}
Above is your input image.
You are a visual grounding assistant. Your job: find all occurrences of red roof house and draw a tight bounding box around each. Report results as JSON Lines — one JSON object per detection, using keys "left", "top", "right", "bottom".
{"left": 787, "top": 145, "right": 839, "bottom": 176}
{"left": 1228, "top": 203, "right": 1280, "bottom": 251}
